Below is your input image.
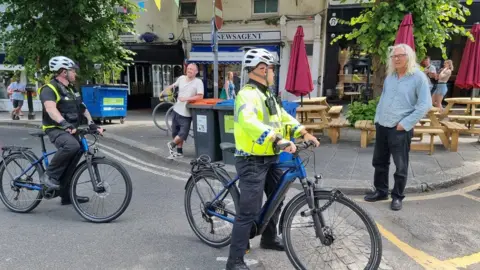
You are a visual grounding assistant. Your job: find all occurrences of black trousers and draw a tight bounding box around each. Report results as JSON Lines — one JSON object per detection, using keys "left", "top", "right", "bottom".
{"left": 45, "top": 129, "right": 81, "bottom": 198}
{"left": 372, "top": 124, "right": 413, "bottom": 200}
{"left": 229, "top": 155, "right": 283, "bottom": 259}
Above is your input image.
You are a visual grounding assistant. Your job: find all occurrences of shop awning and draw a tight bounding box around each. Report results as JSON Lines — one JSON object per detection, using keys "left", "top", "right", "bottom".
{"left": 188, "top": 45, "right": 279, "bottom": 64}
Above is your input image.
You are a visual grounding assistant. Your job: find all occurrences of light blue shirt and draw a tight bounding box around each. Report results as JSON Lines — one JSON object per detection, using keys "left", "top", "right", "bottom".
{"left": 9, "top": 82, "right": 26, "bottom": 101}
{"left": 374, "top": 68, "right": 432, "bottom": 131}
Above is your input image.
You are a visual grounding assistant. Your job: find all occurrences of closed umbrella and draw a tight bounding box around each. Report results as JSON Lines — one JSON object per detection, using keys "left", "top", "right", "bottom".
{"left": 394, "top": 13, "right": 415, "bottom": 51}
{"left": 455, "top": 22, "right": 480, "bottom": 98}
{"left": 285, "top": 26, "right": 313, "bottom": 105}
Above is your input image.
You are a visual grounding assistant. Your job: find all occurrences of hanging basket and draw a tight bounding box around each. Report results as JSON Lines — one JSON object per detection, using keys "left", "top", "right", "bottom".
{"left": 139, "top": 32, "right": 159, "bottom": 43}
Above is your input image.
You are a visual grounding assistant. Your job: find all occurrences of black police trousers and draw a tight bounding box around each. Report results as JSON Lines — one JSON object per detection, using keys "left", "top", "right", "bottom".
{"left": 228, "top": 155, "right": 283, "bottom": 259}
{"left": 45, "top": 128, "right": 81, "bottom": 198}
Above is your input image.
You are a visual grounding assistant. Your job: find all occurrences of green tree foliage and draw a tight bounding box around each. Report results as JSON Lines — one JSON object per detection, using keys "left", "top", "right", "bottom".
{"left": 0, "top": 0, "right": 138, "bottom": 83}
{"left": 333, "top": 0, "right": 474, "bottom": 96}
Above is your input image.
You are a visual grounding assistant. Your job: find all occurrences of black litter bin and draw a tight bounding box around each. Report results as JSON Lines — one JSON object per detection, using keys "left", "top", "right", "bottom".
{"left": 214, "top": 100, "right": 236, "bottom": 165}
{"left": 187, "top": 99, "right": 223, "bottom": 162}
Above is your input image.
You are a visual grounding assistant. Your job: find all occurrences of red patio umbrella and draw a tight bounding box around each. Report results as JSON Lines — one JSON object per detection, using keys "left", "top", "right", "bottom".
{"left": 285, "top": 26, "right": 313, "bottom": 103}
{"left": 394, "top": 13, "right": 415, "bottom": 51}
{"left": 455, "top": 22, "right": 480, "bottom": 97}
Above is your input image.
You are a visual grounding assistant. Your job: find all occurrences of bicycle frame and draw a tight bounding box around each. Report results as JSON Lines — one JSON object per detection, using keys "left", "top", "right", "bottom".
{"left": 205, "top": 155, "right": 307, "bottom": 232}
{"left": 4, "top": 133, "right": 93, "bottom": 192}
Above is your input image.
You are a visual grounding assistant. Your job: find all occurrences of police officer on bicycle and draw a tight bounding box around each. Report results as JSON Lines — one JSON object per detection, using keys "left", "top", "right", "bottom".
{"left": 38, "top": 56, "right": 103, "bottom": 205}
{"left": 226, "top": 49, "right": 320, "bottom": 270}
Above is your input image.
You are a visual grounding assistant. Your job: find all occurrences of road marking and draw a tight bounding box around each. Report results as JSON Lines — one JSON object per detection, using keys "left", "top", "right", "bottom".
{"left": 445, "top": 252, "right": 480, "bottom": 268}
{"left": 216, "top": 257, "right": 259, "bottom": 266}
{"left": 354, "top": 182, "right": 480, "bottom": 203}
{"left": 101, "top": 149, "right": 187, "bottom": 182}
{"left": 461, "top": 193, "right": 480, "bottom": 203}
{"left": 99, "top": 143, "right": 191, "bottom": 176}
{"left": 376, "top": 223, "right": 457, "bottom": 270}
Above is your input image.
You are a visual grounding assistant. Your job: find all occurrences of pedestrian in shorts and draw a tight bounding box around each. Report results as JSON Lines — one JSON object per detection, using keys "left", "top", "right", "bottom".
{"left": 161, "top": 63, "right": 204, "bottom": 159}
{"left": 7, "top": 77, "right": 26, "bottom": 119}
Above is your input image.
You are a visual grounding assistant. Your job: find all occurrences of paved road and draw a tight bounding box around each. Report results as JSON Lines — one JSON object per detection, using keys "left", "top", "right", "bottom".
{"left": 0, "top": 126, "right": 479, "bottom": 270}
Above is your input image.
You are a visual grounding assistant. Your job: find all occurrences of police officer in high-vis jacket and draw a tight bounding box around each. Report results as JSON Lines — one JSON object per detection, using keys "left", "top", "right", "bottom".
{"left": 38, "top": 56, "right": 103, "bottom": 205}
{"left": 226, "top": 49, "right": 320, "bottom": 270}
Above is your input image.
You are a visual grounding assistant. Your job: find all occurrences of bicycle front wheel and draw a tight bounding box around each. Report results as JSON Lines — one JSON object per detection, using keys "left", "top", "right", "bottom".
{"left": 152, "top": 101, "right": 173, "bottom": 131}
{"left": 282, "top": 191, "right": 382, "bottom": 270}
{"left": 70, "top": 157, "right": 132, "bottom": 223}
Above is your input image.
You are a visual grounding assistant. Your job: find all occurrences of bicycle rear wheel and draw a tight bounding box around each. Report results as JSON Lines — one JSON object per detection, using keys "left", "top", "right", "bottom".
{"left": 0, "top": 152, "right": 43, "bottom": 213}
{"left": 184, "top": 169, "right": 239, "bottom": 248}
{"left": 70, "top": 157, "right": 132, "bottom": 223}
{"left": 282, "top": 190, "right": 382, "bottom": 270}
{"left": 152, "top": 101, "right": 173, "bottom": 131}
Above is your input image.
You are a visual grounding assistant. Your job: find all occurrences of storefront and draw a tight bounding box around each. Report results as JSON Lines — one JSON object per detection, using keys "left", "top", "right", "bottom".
{"left": 323, "top": 5, "right": 369, "bottom": 102}
{"left": 323, "top": 0, "right": 480, "bottom": 101}
{"left": 120, "top": 42, "right": 185, "bottom": 109}
{"left": 183, "top": 15, "right": 325, "bottom": 99}
{"left": 427, "top": 1, "right": 480, "bottom": 98}
{"left": 185, "top": 28, "right": 282, "bottom": 97}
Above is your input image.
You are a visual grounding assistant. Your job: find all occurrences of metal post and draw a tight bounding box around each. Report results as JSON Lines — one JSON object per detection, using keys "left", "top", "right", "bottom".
{"left": 212, "top": 0, "right": 219, "bottom": 99}
{"left": 26, "top": 84, "right": 35, "bottom": 120}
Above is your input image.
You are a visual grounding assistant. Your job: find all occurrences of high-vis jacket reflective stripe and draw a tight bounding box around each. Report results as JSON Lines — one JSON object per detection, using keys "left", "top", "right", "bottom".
{"left": 233, "top": 84, "right": 305, "bottom": 156}
{"left": 37, "top": 84, "right": 61, "bottom": 131}
{"left": 38, "top": 83, "right": 84, "bottom": 131}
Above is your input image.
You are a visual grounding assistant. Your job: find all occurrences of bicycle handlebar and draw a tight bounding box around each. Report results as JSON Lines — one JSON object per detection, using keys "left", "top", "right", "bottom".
{"left": 275, "top": 140, "right": 317, "bottom": 155}
{"left": 76, "top": 127, "right": 107, "bottom": 137}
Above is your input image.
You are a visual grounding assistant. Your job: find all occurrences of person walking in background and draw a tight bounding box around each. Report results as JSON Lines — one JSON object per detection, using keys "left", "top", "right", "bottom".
{"left": 163, "top": 63, "right": 204, "bottom": 159}
{"left": 7, "top": 77, "right": 26, "bottom": 119}
{"left": 364, "top": 43, "right": 431, "bottom": 211}
{"left": 432, "top": 60, "right": 453, "bottom": 112}
{"left": 224, "top": 71, "right": 236, "bottom": 99}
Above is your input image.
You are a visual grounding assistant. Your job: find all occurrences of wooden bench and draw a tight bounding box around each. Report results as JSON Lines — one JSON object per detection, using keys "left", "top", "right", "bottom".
{"left": 327, "top": 105, "right": 343, "bottom": 119}
{"left": 418, "top": 119, "right": 431, "bottom": 126}
{"left": 447, "top": 115, "right": 480, "bottom": 122}
{"left": 440, "top": 121, "right": 468, "bottom": 152}
{"left": 302, "top": 123, "right": 325, "bottom": 134}
{"left": 354, "top": 120, "right": 376, "bottom": 148}
{"left": 411, "top": 128, "right": 445, "bottom": 155}
{"left": 328, "top": 118, "right": 350, "bottom": 144}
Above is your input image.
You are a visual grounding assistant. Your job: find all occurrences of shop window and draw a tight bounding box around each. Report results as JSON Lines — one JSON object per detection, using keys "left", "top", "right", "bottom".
{"left": 253, "top": 0, "right": 278, "bottom": 14}
{"left": 179, "top": 0, "right": 196, "bottom": 18}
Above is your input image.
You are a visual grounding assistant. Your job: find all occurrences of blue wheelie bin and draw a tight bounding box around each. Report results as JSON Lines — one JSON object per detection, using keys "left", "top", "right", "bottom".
{"left": 81, "top": 84, "right": 129, "bottom": 124}
{"left": 279, "top": 101, "right": 299, "bottom": 163}
{"left": 214, "top": 99, "right": 236, "bottom": 165}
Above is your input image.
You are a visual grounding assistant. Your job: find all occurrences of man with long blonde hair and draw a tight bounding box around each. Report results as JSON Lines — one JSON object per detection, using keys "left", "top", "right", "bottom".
{"left": 364, "top": 44, "right": 431, "bottom": 211}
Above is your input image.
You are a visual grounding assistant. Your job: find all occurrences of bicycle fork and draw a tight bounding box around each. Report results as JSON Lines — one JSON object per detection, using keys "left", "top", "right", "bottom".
{"left": 300, "top": 177, "right": 336, "bottom": 246}
{"left": 85, "top": 155, "right": 105, "bottom": 193}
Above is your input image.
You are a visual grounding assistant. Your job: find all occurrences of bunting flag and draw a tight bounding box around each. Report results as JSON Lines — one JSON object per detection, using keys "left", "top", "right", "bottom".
{"left": 154, "top": 0, "right": 161, "bottom": 11}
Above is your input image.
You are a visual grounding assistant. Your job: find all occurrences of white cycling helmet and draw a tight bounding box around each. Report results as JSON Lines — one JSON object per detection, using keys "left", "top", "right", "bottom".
{"left": 49, "top": 56, "right": 78, "bottom": 72}
{"left": 242, "top": 48, "right": 279, "bottom": 69}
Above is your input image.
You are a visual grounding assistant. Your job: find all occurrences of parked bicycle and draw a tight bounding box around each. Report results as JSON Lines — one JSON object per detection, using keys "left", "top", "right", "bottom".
{"left": 0, "top": 128, "right": 133, "bottom": 223}
{"left": 152, "top": 88, "right": 194, "bottom": 138}
{"left": 184, "top": 141, "right": 382, "bottom": 269}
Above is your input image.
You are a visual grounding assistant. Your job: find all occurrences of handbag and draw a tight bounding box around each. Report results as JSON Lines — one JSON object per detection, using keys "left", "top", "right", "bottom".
{"left": 219, "top": 88, "right": 227, "bottom": 99}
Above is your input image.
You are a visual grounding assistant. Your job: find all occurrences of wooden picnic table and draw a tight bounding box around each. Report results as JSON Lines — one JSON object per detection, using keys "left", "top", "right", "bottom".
{"left": 293, "top": 97, "right": 330, "bottom": 109}
{"left": 295, "top": 105, "right": 329, "bottom": 132}
{"left": 441, "top": 97, "right": 480, "bottom": 116}
{"left": 441, "top": 98, "right": 480, "bottom": 134}
{"left": 416, "top": 107, "right": 451, "bottom": 149}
